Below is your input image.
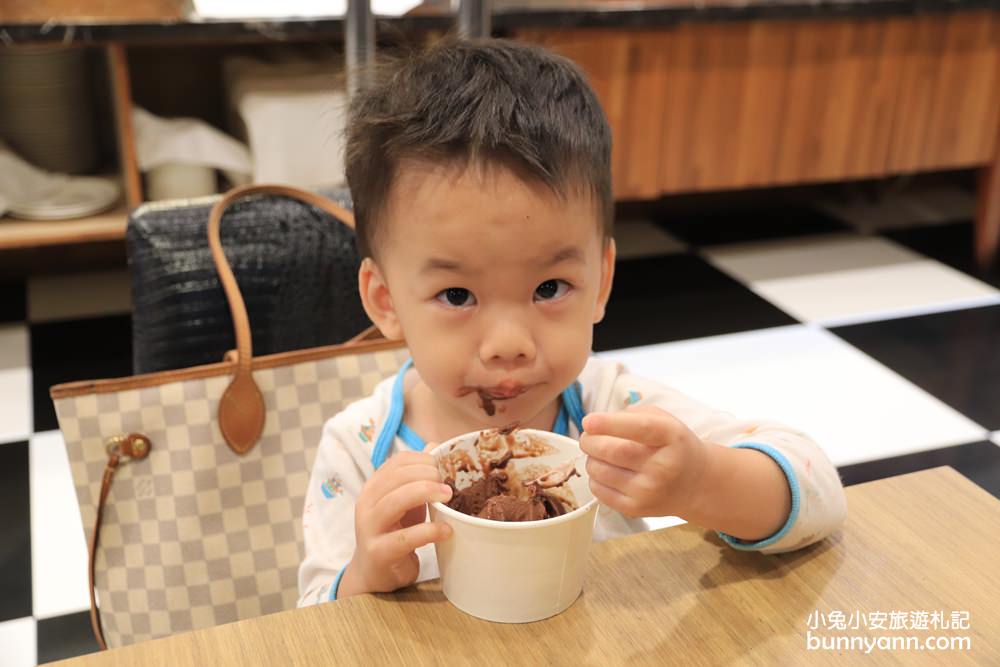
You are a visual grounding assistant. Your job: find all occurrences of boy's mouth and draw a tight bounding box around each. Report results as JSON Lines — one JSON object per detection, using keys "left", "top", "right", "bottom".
{"left": 457, "top": 382, "right": 539, "bottom": 416}
{"left": 482, "top": 384, "right": 530, "bottom": 399}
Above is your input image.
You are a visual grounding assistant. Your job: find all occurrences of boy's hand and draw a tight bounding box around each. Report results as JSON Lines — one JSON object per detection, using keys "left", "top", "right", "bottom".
{"left": 581, "top": 405, "right": 713, "bottom": 519}
{"left": 339, "top": 451, "right": 453, "bottom": 598}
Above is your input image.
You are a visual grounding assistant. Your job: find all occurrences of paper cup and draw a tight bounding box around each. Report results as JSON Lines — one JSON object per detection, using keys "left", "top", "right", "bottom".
{"left": 428, "top": 429, "right": 598, "bottom": 623}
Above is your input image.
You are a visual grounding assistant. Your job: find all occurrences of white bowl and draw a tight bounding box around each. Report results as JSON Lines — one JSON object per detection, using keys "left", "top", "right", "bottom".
{"left": 428, "top": 429, "right": 598, "bottom": 623}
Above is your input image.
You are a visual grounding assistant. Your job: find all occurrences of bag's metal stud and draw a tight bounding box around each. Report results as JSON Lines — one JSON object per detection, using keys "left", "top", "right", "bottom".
{"left": 105, "top": 434, "right": 125, "bottom": 457}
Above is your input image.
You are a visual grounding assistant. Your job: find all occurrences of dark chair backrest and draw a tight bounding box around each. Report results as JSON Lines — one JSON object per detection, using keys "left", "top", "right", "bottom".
{"left": 126, "top": 187, "right": 371, "bottom": 374}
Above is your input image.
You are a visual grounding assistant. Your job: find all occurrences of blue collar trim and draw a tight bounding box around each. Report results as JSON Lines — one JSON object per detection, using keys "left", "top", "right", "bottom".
{"left": 370, "top": 359, "right": 586, "bottom": 469}
{"left": 369, "top": 358, "right": 412, "bottom": 470}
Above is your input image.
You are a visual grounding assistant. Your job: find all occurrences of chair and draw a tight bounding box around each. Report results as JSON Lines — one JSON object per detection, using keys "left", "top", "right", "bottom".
{"left": 126, "top": 187, "right": 371, "bottom": 374}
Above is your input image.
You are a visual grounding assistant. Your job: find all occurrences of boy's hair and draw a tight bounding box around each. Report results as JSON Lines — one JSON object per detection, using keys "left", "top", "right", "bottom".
{"left": 345, "top": 38, "right": 613, "bottom": 259}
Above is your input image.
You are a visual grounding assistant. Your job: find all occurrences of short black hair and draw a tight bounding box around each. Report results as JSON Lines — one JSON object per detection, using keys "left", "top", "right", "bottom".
{"left": 345, "top": 37, "right": 613, "bottom": 259}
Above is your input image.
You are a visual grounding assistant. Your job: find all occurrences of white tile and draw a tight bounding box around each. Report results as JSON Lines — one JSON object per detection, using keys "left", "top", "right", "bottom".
{"left": 30, "top": 430, "right": 90, "bottom": 620}
{"left": 597, "top": 326, "right": 987, "bottom": 467}
{"left": 0, "top": 324, "right": 31, "bottom": 444}
{"left": 0, "top": 617, "right": 36, "bottom": 667}
{"left": 991, "top": 432, "right": 1000, "bottom": 447}
{"left": 705, "top": 235, "right": 1000, "bottom": 325}
{"left": 614, "top": 219, "right": 686, "bottom": 260}
{"left": 27, "top": 270, "right": 131, "bottom": 323}
{"left": 644, "top": 516, "right": 687, "bottom": 532}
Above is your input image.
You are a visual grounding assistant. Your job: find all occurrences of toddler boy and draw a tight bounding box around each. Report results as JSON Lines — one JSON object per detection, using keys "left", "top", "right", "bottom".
{"left": 299, "top": 39, "right": 847, "bottom": 605}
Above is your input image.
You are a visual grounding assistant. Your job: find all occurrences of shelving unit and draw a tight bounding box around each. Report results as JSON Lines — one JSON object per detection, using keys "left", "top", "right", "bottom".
{"left": 0, "top": 41, "right": 136, "bottom": 260}
{"left": 0, "top": 201, "right": 128, "bottom": 251}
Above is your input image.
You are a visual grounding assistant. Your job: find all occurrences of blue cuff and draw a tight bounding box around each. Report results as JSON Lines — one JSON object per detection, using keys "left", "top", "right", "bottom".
{"left": 328, "top": 566, "right": 348, "bottom": 602}
{"left": 716, "top": 442, "right": 801, "bottom": 551}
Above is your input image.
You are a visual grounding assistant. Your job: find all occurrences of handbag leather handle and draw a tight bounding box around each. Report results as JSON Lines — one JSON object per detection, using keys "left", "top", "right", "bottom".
{"left": 207, "top": 184, "right": 377, "bottom": 454}
{"left": 90, "top": 433, "right": 152, "bottom": 650}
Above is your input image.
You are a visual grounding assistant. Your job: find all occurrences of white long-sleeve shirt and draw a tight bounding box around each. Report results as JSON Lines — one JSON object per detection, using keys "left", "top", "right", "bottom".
{"left": 298, "top": 355, "right": 847, "bottom": 606}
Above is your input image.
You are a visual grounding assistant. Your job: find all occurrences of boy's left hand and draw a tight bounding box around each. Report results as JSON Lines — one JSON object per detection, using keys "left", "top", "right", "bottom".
{"left": 580, "top": 404, "right": 713, "bottom": 519}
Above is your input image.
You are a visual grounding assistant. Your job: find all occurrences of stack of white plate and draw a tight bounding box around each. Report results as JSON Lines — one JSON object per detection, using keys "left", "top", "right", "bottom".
{"left": 0, "top": 142, "right": 120, "bottom": 221}
{"left": 5, "top": 176, "right": 121, "bottom": 220}
{"left": 0, "top": 46, "right": 97, "bottom": 175}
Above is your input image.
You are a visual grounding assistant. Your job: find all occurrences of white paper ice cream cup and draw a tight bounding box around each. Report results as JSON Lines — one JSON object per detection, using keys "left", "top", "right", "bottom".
{"left": 428, "top": 428, "right": 599, "bottom": 623}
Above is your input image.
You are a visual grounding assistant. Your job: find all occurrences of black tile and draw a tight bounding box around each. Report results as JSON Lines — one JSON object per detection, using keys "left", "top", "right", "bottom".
{"left": 0, "top": 440, "right": 32, "bottom": 623}
{"left": 594, "top": 253, "right": 798, "bottom": 351}
{"left": 37, "top": 610, "right": 101, "bottom": 664}
{"left": 838, "top": 440, "right": 1000, "bottom": 501}
{"left": 0, "top": 279, "right": 26, "bottom": 323}
{"left": 831, "top": 305, "right": 1000, "bottom": 431}
{"left": 886, "top": 221, "right": 1000, "bottom": 289}
{"left": 656, "top": 205, "right": 850, "bottom": 247}
{"left": 31, "top": 314, "right": 132, "bottom": 433}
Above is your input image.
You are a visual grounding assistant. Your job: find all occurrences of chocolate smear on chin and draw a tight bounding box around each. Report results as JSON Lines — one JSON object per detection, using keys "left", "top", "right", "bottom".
{"left": 478, "top": 390, "right": 496, "bottom": 416}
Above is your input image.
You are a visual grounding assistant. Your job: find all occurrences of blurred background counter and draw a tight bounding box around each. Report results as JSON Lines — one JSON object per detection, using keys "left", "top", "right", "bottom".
{"left": 1, "top": 0, "right": 999, "bottom": 271}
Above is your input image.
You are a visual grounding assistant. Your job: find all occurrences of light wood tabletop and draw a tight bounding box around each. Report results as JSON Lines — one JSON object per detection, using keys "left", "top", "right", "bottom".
{"left": 51, "top": 466, "right": 1000, "bottom": 666}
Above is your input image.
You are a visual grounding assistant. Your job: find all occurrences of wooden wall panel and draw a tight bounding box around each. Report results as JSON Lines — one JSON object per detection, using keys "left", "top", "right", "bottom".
{"left": 657, "top": 21, "right": 796, "bottom": 193}
{"left": 888, "top": 13, "right": 1000, "bottom": 172}
{"left": 616, "top": 31, "right": 670, "bottom": 199}
{"left": 656, "top": 26, "right": 699, "bottom": 194}
{"left": 662, "top": 24, "right": 757, "bottom": 192}
{"left": 886, "top": 16, "right": 948, "bottom": 172}
{"left": 773, "top": 19, "right": 903, "bottom": 185}
{"left": 920, "top": 13, "right": 1000, "bottom": 169}
{"left": 518, "top": 28, "right": 657, "bottom": 199}
{"left": 841, "top": 19, "right": 908, "bottom": 178}
{"left": 730, "top": 22, "right": 794, "bottom": 189}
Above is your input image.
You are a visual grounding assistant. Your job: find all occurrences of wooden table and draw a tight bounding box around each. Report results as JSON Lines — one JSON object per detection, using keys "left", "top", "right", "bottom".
{"left": 51, "top": 467, "right": 1000, "bottom": 665}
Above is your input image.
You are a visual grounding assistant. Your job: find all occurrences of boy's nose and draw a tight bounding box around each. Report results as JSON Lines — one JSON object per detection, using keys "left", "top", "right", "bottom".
{"left": 479, "top": 318, "right": 537, "bottom": 366}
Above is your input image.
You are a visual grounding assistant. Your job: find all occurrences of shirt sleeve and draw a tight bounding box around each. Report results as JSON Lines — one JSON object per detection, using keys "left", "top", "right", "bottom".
{"left": 606, "top": 369, "right": 847, "bottom": 555}
{"left": 297, "top": 416, "right": 369, "bottom": 607}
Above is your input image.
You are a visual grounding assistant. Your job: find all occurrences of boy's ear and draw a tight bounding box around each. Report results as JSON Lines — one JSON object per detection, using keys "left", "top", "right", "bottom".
{"left": 593, "top": 237, "right": 616, "bottom": 324}
{"left": 358, "top": 257, "right": 404, "bottom": 340}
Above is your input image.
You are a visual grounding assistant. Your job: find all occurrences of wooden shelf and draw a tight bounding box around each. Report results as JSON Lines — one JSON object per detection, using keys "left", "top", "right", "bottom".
{"left": 0, "top": 202, "right": 129, "bottom": 250}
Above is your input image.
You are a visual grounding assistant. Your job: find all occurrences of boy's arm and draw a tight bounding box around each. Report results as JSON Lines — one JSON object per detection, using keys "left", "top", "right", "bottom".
{"left": 597, "top": 371, "right": 847, "bottom": 554}
{"left": 297, "top": 420, "right": 367, "bottom": 607}
{"left": 673, "top": 426, "right": 840, "bottom": 554}
{"left": 691, "top": 409, "right": 847, "bottom": 554}
{"left": 685, "top": 442, "right": 792, "bottom": 543}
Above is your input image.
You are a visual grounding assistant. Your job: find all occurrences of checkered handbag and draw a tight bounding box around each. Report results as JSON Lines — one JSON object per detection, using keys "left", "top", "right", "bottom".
{"left": 50, "top": 185, "right": 408, "bottom": 650}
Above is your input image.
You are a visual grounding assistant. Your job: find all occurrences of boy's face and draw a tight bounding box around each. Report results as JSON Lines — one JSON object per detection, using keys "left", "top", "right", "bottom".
{"left": 359, "top": 160, "right": 615, "bottom": 429}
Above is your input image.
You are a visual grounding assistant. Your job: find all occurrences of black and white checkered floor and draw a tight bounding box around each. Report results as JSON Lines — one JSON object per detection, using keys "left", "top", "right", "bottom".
{"left": 3, "top": 185, "right": 1000, "bottom": 665}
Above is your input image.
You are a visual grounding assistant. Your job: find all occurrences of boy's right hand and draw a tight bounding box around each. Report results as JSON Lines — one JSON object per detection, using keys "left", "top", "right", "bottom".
{"left": 338, "top": 451, "right": 453, "bottom": 598}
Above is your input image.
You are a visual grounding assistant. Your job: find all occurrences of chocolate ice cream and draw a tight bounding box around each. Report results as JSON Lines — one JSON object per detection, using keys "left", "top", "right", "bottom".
{"left": 442, "top": 427, "right": 579, "bottom": 522}
{"left": 474, "top": 487, "right": 574, "bottom": 521}
{"left": 477, "top": 494, "right": 549, "bottom": 521}
{"left": 445, "top": 470, "right": 508, "bottom": 517}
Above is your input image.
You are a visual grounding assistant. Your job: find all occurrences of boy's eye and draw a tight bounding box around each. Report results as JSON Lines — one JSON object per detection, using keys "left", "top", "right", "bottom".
{"left": 436, "top": 287, "right": 476, "bottom": 308}
{"left": 534, "top": 279, "right": 570, "bottom": 301}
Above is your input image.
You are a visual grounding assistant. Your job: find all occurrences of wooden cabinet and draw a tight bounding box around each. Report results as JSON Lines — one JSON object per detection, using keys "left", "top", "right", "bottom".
{"left": 889, "top": 15, "right": 1000, "bottom": 173}
{"left": 518, "top": 13, "right": 1000, "bottom": 201}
